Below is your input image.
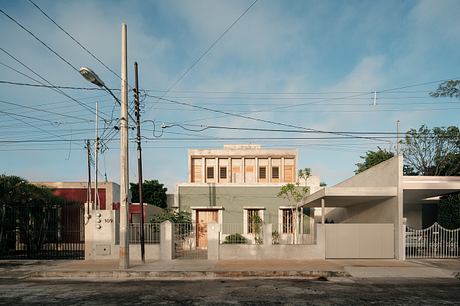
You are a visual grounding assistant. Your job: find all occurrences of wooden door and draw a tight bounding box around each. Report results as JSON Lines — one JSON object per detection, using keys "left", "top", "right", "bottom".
{"left": 196, "top": 210, "right": 218, "bottom": 248}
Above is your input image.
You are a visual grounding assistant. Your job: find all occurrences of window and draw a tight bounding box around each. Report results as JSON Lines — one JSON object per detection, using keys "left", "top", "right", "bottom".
{"left": 219, "top": 167, "right": 227, "bottom": 179}
{"left": 206, "top": 167, "right": 214, "bottom": 179}
{"left": 259, "top": 167, "right": 266, "bottom": 179}
{"left": 281, "top": 209, "right": 293, "bottom": 234}
{"left": 272, "top": 166, "right": 279, "bottom": 179}
{"left": 247, "top": 209, "right": 262, "bottom": 234}
{"left": 244, "top": 208, "right": 264, "bottom": 235}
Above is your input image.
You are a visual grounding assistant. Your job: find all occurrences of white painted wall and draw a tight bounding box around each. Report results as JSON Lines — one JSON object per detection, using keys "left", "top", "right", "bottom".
{"left": 325, "top": 224, "right": 394, "bottom": 259}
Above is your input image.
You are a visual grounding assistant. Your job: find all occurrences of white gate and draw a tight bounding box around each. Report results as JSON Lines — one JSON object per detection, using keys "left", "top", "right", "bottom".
{"left": 406, "top": 223, "right": 459, "bottom": 259}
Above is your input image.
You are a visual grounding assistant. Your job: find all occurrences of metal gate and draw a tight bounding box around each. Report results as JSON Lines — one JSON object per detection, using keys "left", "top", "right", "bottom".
{"left": 173, "top": 223, "right": 207, "bottom": 259}
{"left": 406, "top": 223, "right": 459, "bottom": 259}
{"left": 0, "top": 202, "right": 84, "bottom": 259}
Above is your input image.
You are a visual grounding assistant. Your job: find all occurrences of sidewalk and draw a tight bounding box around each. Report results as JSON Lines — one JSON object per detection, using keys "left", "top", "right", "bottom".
{"left": 1, "top": 259, "right": 459, "bottom": 280}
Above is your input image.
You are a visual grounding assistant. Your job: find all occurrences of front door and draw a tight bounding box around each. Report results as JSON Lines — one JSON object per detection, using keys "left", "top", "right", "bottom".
{"left": 196, "top": 210, "right": 218, "bottom": 248}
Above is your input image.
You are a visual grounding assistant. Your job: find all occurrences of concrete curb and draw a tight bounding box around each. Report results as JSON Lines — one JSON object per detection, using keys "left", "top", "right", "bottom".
{"left": 28, "top": 270, "right": 351, "bottom": 280}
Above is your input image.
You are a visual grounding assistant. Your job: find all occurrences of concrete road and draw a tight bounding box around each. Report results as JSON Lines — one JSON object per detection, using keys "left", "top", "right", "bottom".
{"left": 0, "top": 278, "right": 459, "bottom": 305}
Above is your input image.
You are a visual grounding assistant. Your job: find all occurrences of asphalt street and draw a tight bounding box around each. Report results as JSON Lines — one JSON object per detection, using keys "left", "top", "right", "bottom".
{"left": 0, "top": 278, "right": 459, "bottom": 305}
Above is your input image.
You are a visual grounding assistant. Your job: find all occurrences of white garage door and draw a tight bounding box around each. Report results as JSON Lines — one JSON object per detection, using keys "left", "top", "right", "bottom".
{"left": 325, "top": 224, "right": 394, "bottom": 259}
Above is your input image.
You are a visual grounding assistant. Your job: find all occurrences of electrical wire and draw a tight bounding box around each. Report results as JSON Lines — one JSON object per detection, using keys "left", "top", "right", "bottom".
{"left": 161, "top": 0, "right": 259, "bottom": 97}
{"left": 0, "top": 8, "right": 79, "bottom": 73}
{"left": 0, "top": 47, "right": 102, "bottom": 118}
{"left": 27, "top": 0, "right": 122, "bottom": 83}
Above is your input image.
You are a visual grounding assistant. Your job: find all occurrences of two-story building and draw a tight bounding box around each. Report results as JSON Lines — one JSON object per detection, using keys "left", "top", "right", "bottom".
{"left": 175, "top": 144, "right": 320, "bottom": 247}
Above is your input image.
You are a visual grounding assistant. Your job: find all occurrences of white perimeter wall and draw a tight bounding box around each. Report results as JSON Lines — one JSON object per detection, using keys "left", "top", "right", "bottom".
{"left": 325, "top": 224, "right": 394, "bottom": 259}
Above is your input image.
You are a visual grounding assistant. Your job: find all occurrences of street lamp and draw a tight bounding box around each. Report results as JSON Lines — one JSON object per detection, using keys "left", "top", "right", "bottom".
{"left": 79, "top": 67, "right": 105, "bottom": 88}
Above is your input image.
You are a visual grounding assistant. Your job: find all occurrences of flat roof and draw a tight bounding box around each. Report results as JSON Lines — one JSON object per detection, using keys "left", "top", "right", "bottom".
{"left": 303, "top": 187, "right": 397, "bottom": 208}
{"left": 303, "top": 176, "right": 460, "bottom": 207}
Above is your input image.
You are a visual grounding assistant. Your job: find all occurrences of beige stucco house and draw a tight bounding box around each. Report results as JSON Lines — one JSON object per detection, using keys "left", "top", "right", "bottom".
{"left": 175, "top": 144, "right": 320, "bottom": 247}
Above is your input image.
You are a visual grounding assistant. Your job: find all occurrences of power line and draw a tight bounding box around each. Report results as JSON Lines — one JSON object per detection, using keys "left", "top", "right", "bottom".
{"left": 161, "top": 0, "right": 259, "bottom": 96}
{"left": 0, "top": 80, "right": 112, "bottom": 91}
{"left": 27, "top": 0, "right": 122, "bottom": 82}
{"left": 0, "top": 8, "right": 79, "bottom": 73}
{"left": 0, "top": 99, "right": 93, "bottom": 123}
{"left": 147, "top": 95, "right": 385, "bottom": 142}
{"left": 0, "top": 47, "right": 104, "bottom": 119}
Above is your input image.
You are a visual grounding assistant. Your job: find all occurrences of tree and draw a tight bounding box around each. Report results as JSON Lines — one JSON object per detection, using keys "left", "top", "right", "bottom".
{"left": 298, "top": 168, "right": 312, "bottom": 183}
{"left": 130, "top": 179, "right": 167, "bottom": 208}
{"left": 355, "top": 147, "right": 394, "bottom": 174}
{"left": 277, "top": 183, "right": 309, "bottom": 244}
{"left": 403, "top": 125, "right": 460, "bottom": 176}
{"left": 437, "top": 194, "right": 460, "bottom": 229}
{"left": 430, "top": 80, "right": 460, "bottom": 99}
{"left": 149, "top": 209, "right": 191, "bottom": 224}
{"left": 0, "top": 175, "right": 75, "bottom": 256}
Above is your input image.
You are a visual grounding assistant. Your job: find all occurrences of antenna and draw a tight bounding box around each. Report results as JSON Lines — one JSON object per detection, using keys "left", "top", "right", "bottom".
{"left": 373, "top": 90, "right": 377, "bottom": 106}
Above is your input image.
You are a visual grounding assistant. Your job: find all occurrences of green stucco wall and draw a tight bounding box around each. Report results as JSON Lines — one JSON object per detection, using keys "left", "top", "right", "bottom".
{"left": 178, "top": 185, "right": 311, "bottom": 232}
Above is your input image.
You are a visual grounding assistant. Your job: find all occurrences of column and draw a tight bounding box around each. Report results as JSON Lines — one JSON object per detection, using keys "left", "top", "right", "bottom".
{"left": 281, "top": 157, "right": 285, "bottom": 183}
{"left": 207, "top": 222, "right": 220, "bottom": 260}
{"left": 228, "top": 157, "right": 232, "bottom": 183}
{"left": 268, "top": 157, "right": 272, "bottom": 183}
{"left": 321, "top": 198, "right": 325, "bottom": 224}
{"left": 255, "top": 157, "right": 259, "bottom": 183}
{"left": 160, "top": 221, "right": 173, "bottom": 260}
{"left": 201, "top": 157, "right": 205, "bottom": 183}
{"left": 215, "top": 157, "right": 219, "bottom": 183}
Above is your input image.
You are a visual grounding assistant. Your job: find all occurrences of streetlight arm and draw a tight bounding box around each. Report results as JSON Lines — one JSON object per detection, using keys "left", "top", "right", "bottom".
{"left": 102, "top": 84, "right": 136, "bottom": 123}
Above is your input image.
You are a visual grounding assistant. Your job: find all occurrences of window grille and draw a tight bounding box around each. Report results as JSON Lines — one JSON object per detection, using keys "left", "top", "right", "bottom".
{"left": 282, "top": 209, "right": 293, "bottom": 234}
{"left": 259, "top": 167, "right": 266, "bottom": 179}
{"left": 206, "top": 167, "right": 214, "bottom": 179}
{"left": 219, "top": 167, "right": 227, "bottom": 179}
{"left": 272, "top": 166, "right": 279, "bottom": 179}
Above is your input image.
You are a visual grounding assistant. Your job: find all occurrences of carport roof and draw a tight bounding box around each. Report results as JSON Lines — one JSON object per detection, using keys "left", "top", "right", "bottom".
{"left": 303, "top": 176, "right": 460, "bottom": 208}
{"left": 402, "top": 176, "right": 460, "bottom": 204}
{"left": 303, "top": 187, "right": 397, "bottom": 208}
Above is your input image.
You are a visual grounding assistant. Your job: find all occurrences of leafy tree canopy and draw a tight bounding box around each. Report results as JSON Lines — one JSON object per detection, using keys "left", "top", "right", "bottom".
{"left": 298, "top": 168, "right": 312, "bottom": 180}
{"left": 0, "top": 174, "right": 69, "bottom": 206}
{"left": 430, "top": 80, "right": 460, "bottom": 99}
{"left": 149, "top": 209, "right": 191, "bottom": 224}
{"left": 403, "top": 125, "right": 460, "bottom": 176}
{"left": 130, "top": 179, "right": 168, "bottom": 208}
{"left": 277, "top": 183, "right": 309, "bottom": 204}
{"left": 355, "top": 147, "right": 394, "bottom": 174}
{"left": 437, "top": 193, "right": 460, "bottom": 229}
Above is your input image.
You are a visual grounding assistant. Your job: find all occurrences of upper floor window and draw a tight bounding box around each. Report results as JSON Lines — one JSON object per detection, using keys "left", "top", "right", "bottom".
{"left": 207, "top": 167, "right": 214, "bottom": 179}
{"left": 259, "top": 167, "right": 266, "bottom": 179}
{"left": 272, "top": 166, "right": 279, "bottom": 179}
{"left": 219, "top": 167, "right": 227, "bottom": 179}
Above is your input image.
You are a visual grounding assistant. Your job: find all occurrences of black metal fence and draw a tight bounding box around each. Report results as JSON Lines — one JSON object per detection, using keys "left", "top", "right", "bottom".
{"left": 0, "top": 202, "right": 84, "bottom": 259}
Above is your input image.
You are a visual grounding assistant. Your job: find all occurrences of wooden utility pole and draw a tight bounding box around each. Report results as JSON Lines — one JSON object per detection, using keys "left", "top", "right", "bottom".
{"left": 134, "top": 62, "right": 145, "bottom": 263}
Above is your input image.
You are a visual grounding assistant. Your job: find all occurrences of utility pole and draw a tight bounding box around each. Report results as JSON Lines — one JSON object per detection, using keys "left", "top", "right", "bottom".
{"left": 94, "top": 101, "right": 99, "bottom": 210}
{"left": 134, "top": 62, "right": 145, "bottom": 263}
{"left": 86, "top": 139, "right": 92, "bottom": 210}
{"left": 396, "top": 120, "right": 400, "bottom": 156}
{"left": 119, "top": 23, "right": 130, "bottom": 269}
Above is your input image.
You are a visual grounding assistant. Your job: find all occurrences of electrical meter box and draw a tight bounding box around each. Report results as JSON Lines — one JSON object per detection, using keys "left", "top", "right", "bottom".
{"left": 85, "top": 209, "right": 119, "bottom": 259}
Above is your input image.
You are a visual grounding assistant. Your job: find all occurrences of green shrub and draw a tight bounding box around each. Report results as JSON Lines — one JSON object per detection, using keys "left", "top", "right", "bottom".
{"left": 223, "top": 233, "right": 247, "bottom": 244}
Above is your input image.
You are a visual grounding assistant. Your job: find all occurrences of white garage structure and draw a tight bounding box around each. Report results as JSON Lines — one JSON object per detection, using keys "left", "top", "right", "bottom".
{"left": 303, "top": 156, "right": 460, "bottom": 260}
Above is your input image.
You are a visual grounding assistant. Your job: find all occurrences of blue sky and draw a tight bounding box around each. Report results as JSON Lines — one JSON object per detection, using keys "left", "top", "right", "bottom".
{"left": 1, "top": 0, "right": 459, "bottom": 191}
